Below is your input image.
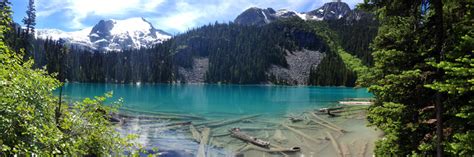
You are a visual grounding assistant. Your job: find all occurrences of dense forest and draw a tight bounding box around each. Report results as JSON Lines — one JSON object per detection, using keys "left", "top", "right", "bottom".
{"left": 29, "top": 16, "right": 376, "bottom": 86}
{"left": 30, "top": 21, "right": 325, "bottom": 84}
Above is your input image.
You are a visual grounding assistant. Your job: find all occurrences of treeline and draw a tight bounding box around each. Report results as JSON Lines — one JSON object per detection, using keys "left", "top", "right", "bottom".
{"left": 32, "top": 38, "right": 175, "bottom": 83}
{"left": 33, "top": 20, "right": 331, "bottom": 84}
{"left": 29, "top": 13, "right": 377, "bottom": 86}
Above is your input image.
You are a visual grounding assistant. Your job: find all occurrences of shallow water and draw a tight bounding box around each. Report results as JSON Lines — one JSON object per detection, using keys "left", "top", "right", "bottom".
{"left": 61, "top": 83, "right": 378, "bottom": 156}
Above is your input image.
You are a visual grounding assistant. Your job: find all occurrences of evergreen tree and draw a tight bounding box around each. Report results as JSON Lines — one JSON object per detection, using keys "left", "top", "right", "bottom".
{"left": 22, "top": 0, "right": 35, "bottom": 37}
{"left": 363, "top": 0, "right": 473, "bottom": 156}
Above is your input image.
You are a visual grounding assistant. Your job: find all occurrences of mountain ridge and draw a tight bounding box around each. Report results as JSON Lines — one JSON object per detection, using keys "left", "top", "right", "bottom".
{"left": 234, "top": 2, "right": 355, "bottom": 25}
{"left": 36, "top": 17, "right": 171, "bottom": 51}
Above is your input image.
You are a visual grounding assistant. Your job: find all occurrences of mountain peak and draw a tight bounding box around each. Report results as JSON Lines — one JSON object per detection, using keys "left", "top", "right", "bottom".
{"left": 307, "top": 2, "right": 351, "bottom": 20}
{"left": 37, "top": 17, "right": 171, "bottom": 52}
{"left": 234, "top": 7, "right": 278, "bottom": 26}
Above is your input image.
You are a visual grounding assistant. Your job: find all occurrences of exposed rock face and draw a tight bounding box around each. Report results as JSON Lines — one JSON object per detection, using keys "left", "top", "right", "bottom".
{"left": 307, "top": 2, "right": 351, "bottom": 20}
{"left": 234, "top": 7, "right": 278, "bottom": 26}
{"left": 178, "top": 58, "right": 209, "bottom": 83}
{"left": 234, "top": 2, "right": 355, "bottom": 26}
{"left": 267, "top": 49, "right": 325, "bottom": 85}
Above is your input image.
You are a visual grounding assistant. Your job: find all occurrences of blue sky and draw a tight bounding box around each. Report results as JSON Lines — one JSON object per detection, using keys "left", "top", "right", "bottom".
{"left": 12, "top": 0, "right": 363, "bottom": 34}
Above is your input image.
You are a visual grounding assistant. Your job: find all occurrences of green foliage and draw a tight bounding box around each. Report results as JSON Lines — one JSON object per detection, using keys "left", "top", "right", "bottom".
{"left": 1, "top": 8, "right": 139, "bottom": 155}
{"left": 365, "top": 0, "right": 474, "bottom": 156}
{"left": 327, "top": 10, "right": 379, "bottom": 65}
{"left": 302, "top": 20, "right": 372, "bottom": 87}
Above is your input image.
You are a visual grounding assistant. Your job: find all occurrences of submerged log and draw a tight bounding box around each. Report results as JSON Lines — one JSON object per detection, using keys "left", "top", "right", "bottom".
{"left": 208, "top": 114, "right": 261, "bottom": 128}
{"left": 326, "top": 132, "right": 343, "bottom": 157}
{"left": 189, "top": 125, "right": 201, "bottom": 142}
{"left": 244, "top": 145, "right": 301, "bottom": 153}
{"left": 165, "top": 121, "right": 192, "bottom": 127}
{"left": 306, "top": 113, "right": 344, "bottom": 134}
{"left": 229, "top": 128, "right": 270, "bottom": 147}
{"left": 197, "top": 127, "right": 210, "bottom": 157}
{"left": 282, "top": 124, "right": 325, "bottom": 144}
{"left": 120, "top": 107, "right": 205, "bottom": 120}
{"left": 289, "top": 117, "right": 304, "bottom": 123}
{"left": 318, "top": 106, "right": 345, "bottom": 113}
{"left": 310, "top": 112, "right": 345, "bottom": 132}
{"left": 115, "top": 112, "right": 191, "bottom": 120}
{"left": 212, "top": 132, "right": 231, "bottom": 137}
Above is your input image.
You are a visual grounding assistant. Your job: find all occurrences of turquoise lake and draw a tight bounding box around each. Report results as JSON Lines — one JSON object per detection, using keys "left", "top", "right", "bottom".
{"left": 60, "top": 83, "right": 376, "bottom": 156}
{"left": 61, "top": 83, "right": 373, "bottom": 116}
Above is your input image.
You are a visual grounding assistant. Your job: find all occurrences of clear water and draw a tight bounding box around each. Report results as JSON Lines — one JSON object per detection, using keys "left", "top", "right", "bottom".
{"left": 60, "top": 83, "right": 375, "bottom": 156}
{"left": 61, "top": 83, "right": 372, "bottom": 116}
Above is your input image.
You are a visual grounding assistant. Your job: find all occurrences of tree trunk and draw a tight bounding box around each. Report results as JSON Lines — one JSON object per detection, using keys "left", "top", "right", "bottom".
{"left": 432, "top": 0, "right": 445, "bottom": 156}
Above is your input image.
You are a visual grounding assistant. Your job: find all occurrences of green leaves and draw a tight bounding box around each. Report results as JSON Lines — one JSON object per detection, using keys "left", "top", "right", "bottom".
{"left": 364, "top": 0, "right": 474, "bottom": 156}
{"left": 1, "top": 16, "right": 139, "bottom": 155}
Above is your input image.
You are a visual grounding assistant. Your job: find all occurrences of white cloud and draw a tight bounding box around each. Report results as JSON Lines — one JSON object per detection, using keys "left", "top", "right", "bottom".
{"left": 37, "top": 0, "right": 165, "bottom": 29}
{"left": 35, "top": 0, "right": 363, "bottom": 32}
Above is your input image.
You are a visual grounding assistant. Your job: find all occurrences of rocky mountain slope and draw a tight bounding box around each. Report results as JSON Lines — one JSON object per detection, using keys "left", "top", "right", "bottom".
{"left": 234, "top": 1, "right": 353, "bottom": 25}
{"left": 36, "top": 17, "right": 171, "bottom": 51}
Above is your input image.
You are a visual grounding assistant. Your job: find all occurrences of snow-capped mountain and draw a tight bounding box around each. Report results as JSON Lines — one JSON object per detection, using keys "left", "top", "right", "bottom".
{"left": 36, "top": 17, "right": 171, "bottom": 51}
{"left": 234, "top": 1, "right": 353, "bottom": 25}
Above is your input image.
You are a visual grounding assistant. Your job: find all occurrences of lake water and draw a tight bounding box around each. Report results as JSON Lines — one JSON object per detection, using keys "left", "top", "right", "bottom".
{"left": 61, "top": 83, "right": 376, "bottom": 156}
{"left": 62, "top": 83, "right": 372, "bottom": 115}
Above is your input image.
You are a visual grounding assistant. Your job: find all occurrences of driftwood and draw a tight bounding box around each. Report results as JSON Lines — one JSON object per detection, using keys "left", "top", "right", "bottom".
{"left": 230, "top": 128, "right": 270, "bottom": 147}
{"left": 326, "top": 132, "right": 343, "bottom": 157}
{"left": 208, "top": 114, "right": 261, "bottom": 128}
{"left": 282, "top": 124, "right": 325, "bottom": 144}
{"left": 310, "top": 112, "right": 345, "bottom": 132}
{"left": 189, "top": 125, "right": 201, "bottom": 142}
{"left": 197, "top": 127, "right": 210, "bottom": 157}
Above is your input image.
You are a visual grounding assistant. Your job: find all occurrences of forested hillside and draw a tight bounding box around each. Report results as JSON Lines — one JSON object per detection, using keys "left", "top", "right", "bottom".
{"left": 29, "top": 8, "right": 378, "bottom": 86}
{"left": 31, "top": 19, "right": 330, "bottom": 84}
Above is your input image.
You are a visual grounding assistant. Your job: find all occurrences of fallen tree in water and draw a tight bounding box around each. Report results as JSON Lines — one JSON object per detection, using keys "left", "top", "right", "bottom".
{"left": 229, "top": 128, "right": 270, "bottom": 147}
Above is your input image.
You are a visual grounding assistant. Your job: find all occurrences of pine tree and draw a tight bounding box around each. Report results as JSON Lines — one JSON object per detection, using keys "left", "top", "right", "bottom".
{"left": 22, "top": 0, "right": 35, "bottom": 37}
{"left": 363, "top": 0, "right": 473, "bottom": 156}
